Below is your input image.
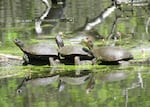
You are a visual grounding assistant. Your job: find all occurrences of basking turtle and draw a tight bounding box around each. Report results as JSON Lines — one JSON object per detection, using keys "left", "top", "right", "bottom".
{"left": 83, "top": 38, "right": 133, "bottom": 64}
{"left": 13, "top": 38, "right": 59, "bottom": 65}
{"left": 55, "top": 32, "right": 94, "bottom": 65}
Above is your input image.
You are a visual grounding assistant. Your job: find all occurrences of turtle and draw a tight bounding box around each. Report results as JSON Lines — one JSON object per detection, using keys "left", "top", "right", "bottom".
{"left": 13, "top": 38, "right": 59, "bottom": 66}
{"left": 55, "top": 32, "right": 94, "bottom": 65}
{"left": 83, "top": 37, "right": 133, "bottom": 65}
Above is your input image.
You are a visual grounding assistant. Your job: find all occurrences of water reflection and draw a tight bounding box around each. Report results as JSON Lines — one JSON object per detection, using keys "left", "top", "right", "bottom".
{"left": 16, "top": 68, "right": 93, "bottom": 94}
{"left": 0, "top": 65, "right": 149, "bottom": 107}
{"left": 99, "top": 71, "right": 128, "bottom": 82}
{"left": 35, "top": 0, "right": 67, "bottom": 34}
{"left": 17, "top": 73, "right": 60, "bottom": 94}
{"left": 123, "top": 72, "right": 144, "bottom": 107}
{"left": 58, "top": 70, "right": 92, "bottom": 92}
{"left": 34, "top": 1, "right": 50, "bottom": 34}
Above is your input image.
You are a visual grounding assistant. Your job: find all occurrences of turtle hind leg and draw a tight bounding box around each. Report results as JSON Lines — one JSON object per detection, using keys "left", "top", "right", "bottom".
{"left": 74, "top": 56, "right": 80, "bottom": 65}
{"left": 49, "top": 57, "right": 56, "bottom": 66}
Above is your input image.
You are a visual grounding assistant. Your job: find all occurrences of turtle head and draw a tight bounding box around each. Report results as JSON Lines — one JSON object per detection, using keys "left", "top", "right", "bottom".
{"left": 82, "top": 37, "right": 94, "bottom": 50}
{"left": 13, "top": 38, "right": 24, "bottom": 48}
{"left": 55, "top": 32, "right": 64, "bottom": 48}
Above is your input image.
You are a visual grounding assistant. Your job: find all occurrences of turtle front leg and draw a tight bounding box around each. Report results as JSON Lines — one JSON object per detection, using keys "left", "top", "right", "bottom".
{"left": 49, "top": 57, "right": 56, "bottom": 66}
{"left": 91, "top": 58, "right": 97, "bottom": 65}
{"left": 74, "top": 56, "right": 80, "bottom": 65}
{"left": 74, "top": 56, "right": 81, "bottom": 75}
{"left": 23, "top": 54, "right": 29, "bottom": 65}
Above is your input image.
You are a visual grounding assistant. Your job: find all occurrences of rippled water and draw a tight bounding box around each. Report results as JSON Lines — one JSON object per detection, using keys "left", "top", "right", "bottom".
{"left": 0, "top": 0, "right": 150, "bottom": 107}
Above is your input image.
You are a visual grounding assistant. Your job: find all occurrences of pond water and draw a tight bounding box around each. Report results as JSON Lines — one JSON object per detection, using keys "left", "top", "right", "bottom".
{"left": 0, "top": 65, "right": 150, "bottom": 107}
{"left": 0, "top": 0, "right": 150, "bottom": 107}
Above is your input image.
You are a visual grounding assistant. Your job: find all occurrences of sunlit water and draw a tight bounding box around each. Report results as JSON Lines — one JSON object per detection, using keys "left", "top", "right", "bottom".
{"left": 0, "top": 0, "right": 150, "bottom": 107}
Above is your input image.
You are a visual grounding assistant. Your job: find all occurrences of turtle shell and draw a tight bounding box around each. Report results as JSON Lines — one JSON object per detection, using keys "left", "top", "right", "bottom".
{"left": 23, "top": 43, "right": 58, "bottom": 56}
{"left": 58, "top": 45, "right": 92, "bottom": 56}
{"left": 14, "top": 38, "right": 58, "bottom": 56}
{"left": 14, "top": 38, "right": 59, "bottom": 65}
{"left": 92, "top": 46, "right": 133, "bottom": 61}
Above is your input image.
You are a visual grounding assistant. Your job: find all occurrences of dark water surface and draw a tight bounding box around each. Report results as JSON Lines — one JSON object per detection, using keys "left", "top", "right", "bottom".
{"left": 0, "top": 0, "right": 150, "bottom": 107}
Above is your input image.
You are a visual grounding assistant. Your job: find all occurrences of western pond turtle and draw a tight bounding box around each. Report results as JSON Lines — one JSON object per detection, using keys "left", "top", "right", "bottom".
{"left": 55, "top": 32, "right": 94, "bottom": 65}
{"left": 83, "top": 38, "right": 133, "bottom": 64}
{"left": 13, "top": 38, "right": 59, "bottom": 65}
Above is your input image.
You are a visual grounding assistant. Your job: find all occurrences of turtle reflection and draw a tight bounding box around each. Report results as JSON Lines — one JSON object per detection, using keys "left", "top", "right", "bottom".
{"left": 16, "top": 67, "right": 95, "bottom": 94}
{"left": 58, "top": 70, "right": 95, "bottom": 93}
{"left": 16, "top": 73, "right": 60, "bottom": 94}
{"left": 100, "top": 71, "right": 129, "bottom": 82}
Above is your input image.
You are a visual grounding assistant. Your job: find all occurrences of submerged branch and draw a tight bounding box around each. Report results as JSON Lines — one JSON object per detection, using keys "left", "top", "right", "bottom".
{"left": 0, "top": 53, "right": 22, "bottom": 61}
{"left": 108, "top": 16, "right": 119, "bottom": 40}
{"left": 146, "top": 17, "right": 150, "bottom": 35}
{"left": 84, "top": 4, "right": 117, "bottom": 31}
